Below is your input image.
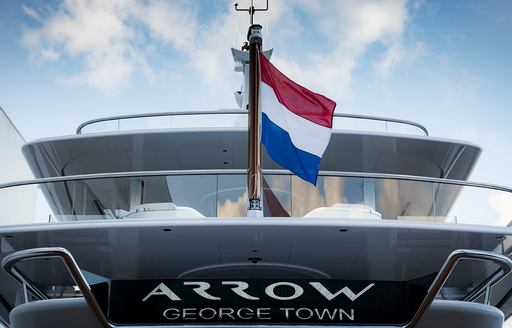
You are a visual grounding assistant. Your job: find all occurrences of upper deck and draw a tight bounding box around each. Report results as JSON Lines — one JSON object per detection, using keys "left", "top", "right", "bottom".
{"left": 22, "top": 111, "right": 481, "bottom": 181}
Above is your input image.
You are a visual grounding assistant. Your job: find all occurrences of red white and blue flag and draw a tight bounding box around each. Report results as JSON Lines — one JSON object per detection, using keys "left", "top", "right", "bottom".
{"left": 260, "top": 53, "right": 336, "bottom": 185}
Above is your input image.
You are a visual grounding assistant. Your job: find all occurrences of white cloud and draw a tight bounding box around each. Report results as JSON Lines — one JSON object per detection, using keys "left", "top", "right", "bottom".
{"left": 21, "top": 0, "right": 417, "bottom": 95}
{"left": 22, "top": 4, "right": 42, "bottom": 22}
{"left": 140, "top": 0, "right": 198, "bottom": 50}
{"left": 39, "top": 48, "right": 59, "bottom": 61}
{"left": 338, "top": 0, "right": 407, "bottom": 53}
{"left": 267, "top": 0, "right": 414, "bottom": 97}
{"left": 22, "top": 0, "right": 136, "bottom": 91}
{"left": 21, "top": 0, "right": 195, "bottom": 92}
{"left": 375, "top": 41, "right": 425, "bottom": 76}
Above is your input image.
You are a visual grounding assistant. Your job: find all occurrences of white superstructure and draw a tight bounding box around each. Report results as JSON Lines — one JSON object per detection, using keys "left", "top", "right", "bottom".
{"left": 0, "top": 108, "right": 36, "bottom": 226}
{"left": 0, "top": 108, "right": 32, "bottom": 184}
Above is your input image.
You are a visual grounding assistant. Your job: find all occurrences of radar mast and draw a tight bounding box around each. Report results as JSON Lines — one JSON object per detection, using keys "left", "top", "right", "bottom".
{"left": 232, "top": 0, "right": 270, "bottom": 217}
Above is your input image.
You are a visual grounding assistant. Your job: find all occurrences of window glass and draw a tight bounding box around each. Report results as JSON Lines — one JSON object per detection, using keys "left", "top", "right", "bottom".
{"left": 263, "top": 174, "right": 291, "bottom": 216}
{"left": 166, "top": 175, "right": 217, "bottom": 216}
{"left": 217, "top": 174, "right": 246, "bottom": 217}
{"left": 291, "top": 176, "right": 364, "bottom": 216}
{"left": 374, "top": 179, "right": 434, "bottom": 220}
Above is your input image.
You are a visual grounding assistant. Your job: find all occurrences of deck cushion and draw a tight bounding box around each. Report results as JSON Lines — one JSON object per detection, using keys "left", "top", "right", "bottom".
{"left": 10, "top": 298, "right": 101, "bottom": 328}
{"left": 417, "top": 300, "right": 504, "bottom": 328}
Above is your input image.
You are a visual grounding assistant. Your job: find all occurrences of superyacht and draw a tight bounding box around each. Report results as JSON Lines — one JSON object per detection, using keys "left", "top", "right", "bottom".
{"left": 1, "top": 2, "right": 512, "bottom": 327}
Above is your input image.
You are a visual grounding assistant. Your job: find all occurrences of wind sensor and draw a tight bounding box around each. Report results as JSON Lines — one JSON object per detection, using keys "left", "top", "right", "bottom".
{"left": 234, "top": 0, "right": 269, "bottom": 26}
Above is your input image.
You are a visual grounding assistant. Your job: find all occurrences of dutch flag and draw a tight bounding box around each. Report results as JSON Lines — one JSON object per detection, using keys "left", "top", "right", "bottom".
{"left": 260, "top": 52, "right": 336, "bottom": 185}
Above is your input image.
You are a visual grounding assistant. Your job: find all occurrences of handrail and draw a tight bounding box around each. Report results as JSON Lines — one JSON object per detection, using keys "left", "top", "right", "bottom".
{"left": 2, "top": 248, "right": 511, "bottom": 328}
{"left": 406, "top": 249, "right": 512, "bottom": 327}
{"left": 75, "top": 110, "right": 429, "bottom": 136}
{"left": 1, "top": 169, "right": 511, "bottom": 195}
{"left": 335, "top": 113, "right": 429, "bottom": 136}
{"left": 2, "top": 247, "right": 111, "bottom": 328}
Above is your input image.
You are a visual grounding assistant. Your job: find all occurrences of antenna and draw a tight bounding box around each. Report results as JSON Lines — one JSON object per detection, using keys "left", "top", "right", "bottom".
{"left": 234, "top": 0, "right": 269, "bottom": 26}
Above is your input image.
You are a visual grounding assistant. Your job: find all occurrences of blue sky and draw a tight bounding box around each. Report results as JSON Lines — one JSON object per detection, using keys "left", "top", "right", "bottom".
{"left": 0, "top": 0, "right": 511, "bottom": 188}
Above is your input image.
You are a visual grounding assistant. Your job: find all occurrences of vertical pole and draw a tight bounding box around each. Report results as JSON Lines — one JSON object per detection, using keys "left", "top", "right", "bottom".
{"left": 247, "top": 24, "right": 263, "bottom": 217}
{"left": 250, "top": 0, "right": 254, "bottom": 25}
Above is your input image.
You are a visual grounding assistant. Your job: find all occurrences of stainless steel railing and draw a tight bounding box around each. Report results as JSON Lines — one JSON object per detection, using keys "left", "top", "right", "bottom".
{"left": 1, "top": 169, "right": 511, "bottom": 194}
{"left": 2, "top": 247, "right": 511, "bottom": 328}
{"left": 1, "top": 169, "right": 512, "bottom": 226}
{"left": 75, "top": 110, "right": 429, "bottom": 136}
{"left": 2, "top": 247, "right": 111, "bottom": 328}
